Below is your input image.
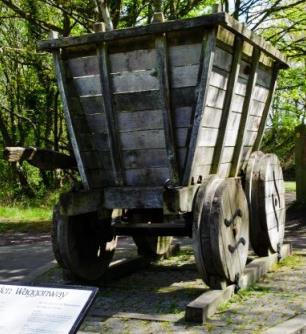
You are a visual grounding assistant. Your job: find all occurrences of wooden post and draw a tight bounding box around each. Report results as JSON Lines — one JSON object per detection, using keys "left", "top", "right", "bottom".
{"left": 182, "top": 29, "right": 217, "bottom": 185}
{"left": 96, "top": 23, "right": 124, "bottom": 186}
{"left": 154, "top": 13, "right": 179, "bottom": 184}
{"left": 296, "top": 124, "right": 306, "bottom": 205}
{"left": 229, "top": 47, "right": 260, "bottom": 177}
{"left": 49, "top": 31, "right": 89, "bottom": 189}
{"left": 210, "top": 35, "right": 243, "bottom": 175}
{"left": 252, "top": 62, "right": 280, "bottom": 151}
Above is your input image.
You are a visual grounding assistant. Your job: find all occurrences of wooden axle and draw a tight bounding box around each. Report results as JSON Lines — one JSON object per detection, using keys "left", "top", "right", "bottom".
{"left": 112, "top": 221, "right": 191, "bottom": 237}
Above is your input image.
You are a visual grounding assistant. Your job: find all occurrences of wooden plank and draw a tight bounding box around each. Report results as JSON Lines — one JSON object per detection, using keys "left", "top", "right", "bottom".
{"left": 110, "top": 48, "right": 156, "bottom": 73}
{"left": 253, "top": 63, "right": 280, "bottom": 151}
{"left": 50, "top": 32, "right": 89, "bottom": 189}
{"left": 171, "top": 64, "right": 199, "bottom": 88}
{"left": 120, "top": 130, "right": 165, "bottom": 150}
{"left": 86, "top": 169, "right": 115, "bottom": 187}
{"left": 122, "top": 149, "right": 168, "bottom": 169}
{"left": 217, "top": 25, "right": 235, "bottom": 47}
{"left": 257, "top": 65, "right": 272, "bottom": 88}
{"left": 209, "top": 67, "right": 229, "bottom": 89}
{"left": 201, "top": 107, "right": 222, "bottom": 128}
{"left": 213, "top": 47, "right": 232, "bottom": 71}
{"left": 169, "top": 43, "right": 202, "bottom": 66}
{"left": 103, "top": 187, "right": 163, "bottom": 209}
{"left": 67, "top": 56, "right": 98, "bottom": 77}
{"left": 230, "top": 48, "right": 260, "bottom": 177}
{"left": 245, "top": 130, "right": 258, "bottom": 146}
{"left": 125, "top": 167, "right": 170, "bottom": 186}
{"left": 97, "top": 42, "right": 124, "bottom": 185}
{"left": 38, "top": 13, "right": 227, "bottom": 50}
{"left": 210, "top": 36, "right": 243, "bottom": 174}
{"left": 38, "top": 13, "right": 288, "bottom": 68}
{"left": 155, "top": 33, "right": 180, "bottom": 184}
{"left": 185, "top": 244, "right": 291, "bottom": 324}
{"left": 79, "top": 95, "right": 104, "bottom": 115}
{"left": 118, "top": 110, "right": 163, "bottom": 131}
{"left": 112, "top": 69, "right": 159, "bottom": 93}
{"left": 253, "top": 85, "right": 270, "bottom": 103}
{"left": 249, "top": 99, "right": 265, "bottom": 117}
{"left": 72, "top": 75, "right": 101, "bottom": 96}
{"left": 113, "top": 90, "right": 161, "bottom": 111}
{"left": 82, "top": 151, "right": 112, "bottom": 170}
{"left": 198, "top": 127, "right": 219, "bottom": 147}
{"left": 171, "top": 87, "right": 196, "bottom": 108}
{"left": 173, "top": 106, "right": 193, "bottom": 128}
{"left": 205, "top": 86, "right": 226, "bottom": 109}
{"left": 79, "top": 132, "right": 109, "bottom": 152}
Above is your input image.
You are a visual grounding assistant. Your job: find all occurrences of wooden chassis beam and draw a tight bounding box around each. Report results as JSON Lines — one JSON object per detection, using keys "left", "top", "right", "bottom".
{"left": 182, "top": 28, "right": 217, "bottom": 185}
{"left": 211, "top": 36, "right": 243, "bottom": 175}
{"left": 229, "top": 47, "right": 260, "bottom": 177}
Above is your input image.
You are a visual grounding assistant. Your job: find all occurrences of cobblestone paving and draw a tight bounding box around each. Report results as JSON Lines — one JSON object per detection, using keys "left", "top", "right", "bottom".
{"left": 35, "top": 193, "right": 306, "bottom": 333}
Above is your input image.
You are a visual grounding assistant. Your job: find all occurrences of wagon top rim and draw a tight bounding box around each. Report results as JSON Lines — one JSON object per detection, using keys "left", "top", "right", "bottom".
{"left": 37, "top": 12, "right": 288, "bottom": 69}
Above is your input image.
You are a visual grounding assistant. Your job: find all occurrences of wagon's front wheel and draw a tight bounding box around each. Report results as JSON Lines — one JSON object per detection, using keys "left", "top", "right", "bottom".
{"left": 52, "top": 206, "right": 117, "bottom": 282}
{"left": 193, "top": 176, "right": 249, "bottom": 289}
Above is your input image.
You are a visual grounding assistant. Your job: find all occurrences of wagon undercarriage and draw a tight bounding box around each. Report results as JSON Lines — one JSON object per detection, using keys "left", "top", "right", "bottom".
{"left": 39, "top": 12, "right": 288, "bottom": 289}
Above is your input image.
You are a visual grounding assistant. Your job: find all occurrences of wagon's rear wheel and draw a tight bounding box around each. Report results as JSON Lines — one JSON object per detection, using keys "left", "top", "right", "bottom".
{"left": 245, "top": 152, "right": 285, "bottom": 256}
{"left": 52, "top": 205, "right": 117, "bottom": 282}
{"left": 130, "top": 209, "right": 172, "bottom": 258}
{"left": 193, "top": 176, "right": 249, "bottom": 289}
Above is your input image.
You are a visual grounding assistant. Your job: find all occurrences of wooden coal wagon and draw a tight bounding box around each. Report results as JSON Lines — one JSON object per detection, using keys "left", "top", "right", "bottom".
{"left": 38, "top": 12, "right": 288, "bottom": 289}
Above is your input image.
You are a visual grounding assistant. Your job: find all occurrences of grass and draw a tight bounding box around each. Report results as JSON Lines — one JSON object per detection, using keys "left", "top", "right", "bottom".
{"left": 0, "top": 190, "right": 60, "bottom": 233}
{"left": 285, "top": 181, "right": 296, "bottom": 192}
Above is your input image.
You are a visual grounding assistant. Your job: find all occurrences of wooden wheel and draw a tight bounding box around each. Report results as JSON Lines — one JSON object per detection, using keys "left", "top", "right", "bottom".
{"left": 130, "top": 209, "right": 172, "bottom": 258}
{"left": 52, "top": 205, "right": 117, "bottom": 282}
{"left": 245, "top": 152, "right": 285, "bottom": 256}
{"left": 193, "top": 176, "right": 249, "bottom": 289}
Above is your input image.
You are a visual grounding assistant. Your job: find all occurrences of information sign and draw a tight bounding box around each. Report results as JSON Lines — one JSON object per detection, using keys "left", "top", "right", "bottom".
{"left": 0, "top": 283, "right": 98, "bottom": 334}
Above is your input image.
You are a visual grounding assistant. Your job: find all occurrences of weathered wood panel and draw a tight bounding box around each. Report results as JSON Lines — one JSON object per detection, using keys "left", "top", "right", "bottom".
{"left": 86, "top": 169, "right": 115, "bottom": 187}
{"left": 209, "top": 67, "right": 229, "bottom": 89}
{"left": 113, "top": 90, "right": 161, "bottom": 111}
{"left": 201, "top": 107, "right": 223, "bottom": 128}
{"left": 169, "top": 43, "right": 201, "bottom": 66}
{"left": 73, "top": 75, "right": 101, "bottom": 96}
{"left": 198, "top": 127, "right": 219, "bottom": 147}
{"left": 213, "top": 47, "right": 232, "bottom": 71}
{"left": 253, "top": 85, "right": 269, "bottom": 103}
{"left": 249, "top": 99, "right": 265, "bottom": 117}
{"left": 67, "top": 56, "right": 98, "bottom": 77}
{"left": 244, "top": 130, "right": 258, "bottom": 146}
{"left": 79, "top": 95, "right": 104, "bottom": 115}
{"left": 118, "top": 110, "right": 163, "bottom": 131}
{"left": 125, "top": 168, "right": 170, "bottom": 186}
{"left": 122, "top": 149, "right": 168, "bottom": 169}
{"left": 206, "top": 86, "right": 226, "bottom": 109}
{"left": 120, "top": 130, "right": 165, "bottom": 150}
{"left": 218, "top": 162, "right": 231, "bottom": 177}
{"left": 173, "top": 107, "right": 193, "bottom": 128}
{"left": 110, "top": 48, "right": 157, "bottom": 73}
{"left": 111, "top": 69, "right": 159, "bottom": 93}
{"left": 82, "top": 151, "right": 112, "bottom": 170}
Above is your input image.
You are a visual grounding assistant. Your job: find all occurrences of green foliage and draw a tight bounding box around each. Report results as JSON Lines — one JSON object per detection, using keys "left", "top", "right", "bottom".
{"left": 0, "top": 0, "right": 304, "bottom": 203}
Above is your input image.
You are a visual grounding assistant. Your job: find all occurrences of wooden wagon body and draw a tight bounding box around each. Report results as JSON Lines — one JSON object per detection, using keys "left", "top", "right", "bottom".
{"left": 39, "top": 12, "right": 288, "bottom": 287}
